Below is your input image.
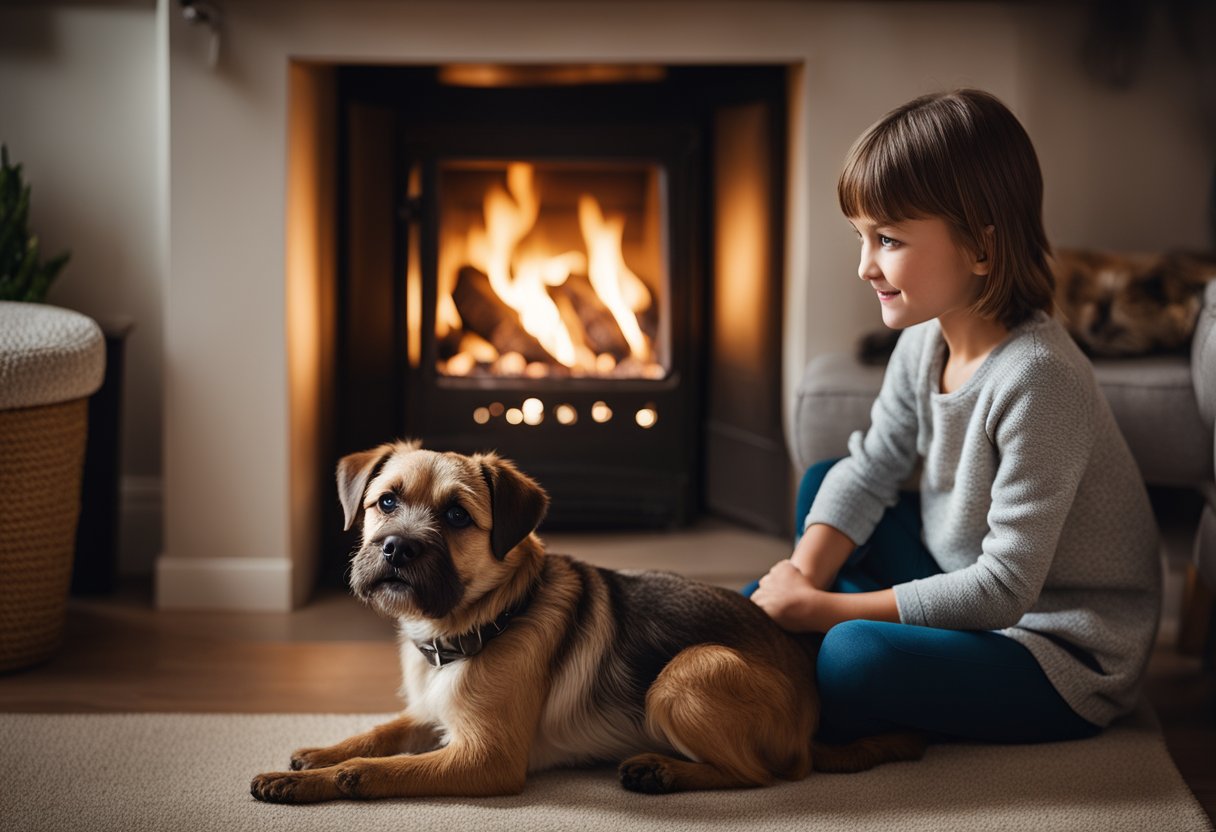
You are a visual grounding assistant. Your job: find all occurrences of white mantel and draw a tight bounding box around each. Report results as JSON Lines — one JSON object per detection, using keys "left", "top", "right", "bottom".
{"left": 152, "top": 0, "right": 1211, "bottom": 610}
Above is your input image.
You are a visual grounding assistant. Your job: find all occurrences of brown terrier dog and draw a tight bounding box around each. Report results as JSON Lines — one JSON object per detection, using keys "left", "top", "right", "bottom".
{"left": 250, "top": 441, "right": 923, "bottom": 803}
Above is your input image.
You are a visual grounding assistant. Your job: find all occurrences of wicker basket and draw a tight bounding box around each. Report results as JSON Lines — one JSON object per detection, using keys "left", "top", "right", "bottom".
{"left": 0, "top": 399, "right": 90, "bottom": 671}
{"left": 0, "top": 301, "right": 104, "bottom": 673}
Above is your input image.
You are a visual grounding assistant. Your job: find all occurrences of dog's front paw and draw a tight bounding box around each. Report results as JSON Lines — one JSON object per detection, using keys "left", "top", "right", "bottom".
{"left": 250, "top": 770, "right": 341, "bottom": 804}
{"left": 290, "top": 746, "right": 341, "bottom": 771}
{"left": 251, "top": 771, "right": 308, "bottom": 804}
{"left": 618, "top": 754, "right": 676, "bottom": 795}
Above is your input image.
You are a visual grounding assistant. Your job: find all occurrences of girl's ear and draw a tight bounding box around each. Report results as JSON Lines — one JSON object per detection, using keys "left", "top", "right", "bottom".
{"left": 973, "top": 225, "right": 995, "bottom": 275}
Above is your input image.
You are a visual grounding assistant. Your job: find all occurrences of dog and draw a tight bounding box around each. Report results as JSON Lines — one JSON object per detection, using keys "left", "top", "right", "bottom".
{"left": 250, "top": 441, "right": 924, "bottom": 803}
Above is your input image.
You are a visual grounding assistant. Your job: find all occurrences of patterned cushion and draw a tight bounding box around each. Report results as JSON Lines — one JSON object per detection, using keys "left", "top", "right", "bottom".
{"left": 0, "top": 302, "right": 104, "bottom": 410}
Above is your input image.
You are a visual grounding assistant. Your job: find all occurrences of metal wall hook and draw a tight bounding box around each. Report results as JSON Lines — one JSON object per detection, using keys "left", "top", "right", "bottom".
{"left": 178, "top": 0, "right": 223, "bottom": 69}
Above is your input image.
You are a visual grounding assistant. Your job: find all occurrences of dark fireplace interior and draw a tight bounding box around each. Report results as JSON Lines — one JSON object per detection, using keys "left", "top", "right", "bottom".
{"left": 322, "top": 64, "right": 790, "bottom": 585}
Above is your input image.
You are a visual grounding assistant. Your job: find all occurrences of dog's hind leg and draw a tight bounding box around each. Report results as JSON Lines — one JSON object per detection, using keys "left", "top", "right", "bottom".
{"left": 289, "top": 714, "right": 440, "bottom": 771}
{"left": 811, "top": 732, "right": 928, "bottom": 773}
{"left": 621, "top": 644, "right": 814, "bottom": 793}
{"left": 619, "top": 752, "right": 759, "bottom": 794}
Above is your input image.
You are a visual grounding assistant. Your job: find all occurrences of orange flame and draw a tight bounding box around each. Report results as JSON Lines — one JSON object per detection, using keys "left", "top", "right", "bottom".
{"left": 465, "top": 164, "right": 581, "bottom": 367}
{"left": 445, "top": 162, "right": 657, "bottom": 376}
{"left": 579, "top": 195, "right": 652, "bottom": 361}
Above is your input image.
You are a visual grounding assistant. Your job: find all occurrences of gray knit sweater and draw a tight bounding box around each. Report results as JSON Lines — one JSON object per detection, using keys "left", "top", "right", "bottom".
{"left": 806, "top": 312, "right": 1161, "bottom": 727}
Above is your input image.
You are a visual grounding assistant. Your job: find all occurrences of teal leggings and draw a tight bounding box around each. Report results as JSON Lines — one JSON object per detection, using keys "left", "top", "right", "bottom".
{"left": 745, "top": 459, "right": 1101, "bottom": 745}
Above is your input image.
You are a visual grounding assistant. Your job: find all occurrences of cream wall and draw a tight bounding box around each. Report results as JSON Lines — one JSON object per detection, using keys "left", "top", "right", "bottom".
{"left": 2, "top": 1, "right": 1210, "bottom": 609}
{"left": 0, "top": 2, "right": 165, "bottom": 575}
{"left": 1019, "top": 9, "right": 1211, "bottom": 251}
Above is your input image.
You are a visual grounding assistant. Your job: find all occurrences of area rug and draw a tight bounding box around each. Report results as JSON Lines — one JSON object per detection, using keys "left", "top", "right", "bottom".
{"left": 0, "top": 704, "right": 1210, "bottom": 832}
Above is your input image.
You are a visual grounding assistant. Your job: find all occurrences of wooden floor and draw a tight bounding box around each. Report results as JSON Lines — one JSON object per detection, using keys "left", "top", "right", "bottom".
{"left": 2, "top": 581, "right": 1213, "bottom": 824}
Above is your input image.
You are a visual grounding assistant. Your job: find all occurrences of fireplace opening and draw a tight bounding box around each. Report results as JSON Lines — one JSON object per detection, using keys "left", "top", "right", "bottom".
{"left": 317, "top": 64, "right": 790, "bottom": 586}
{"left": 436, "top": 160, "right": 669, "bottom": 383}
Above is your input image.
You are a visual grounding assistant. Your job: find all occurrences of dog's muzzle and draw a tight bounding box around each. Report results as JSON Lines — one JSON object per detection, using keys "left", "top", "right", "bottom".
{"left": 351, "top": 534, "right": 425, "bottom": 599}
{"left": 352, "top": 527, "right": 464, "bottom": 619}
{"left": 380, "top": 535, "right": 415, "bottom": 569}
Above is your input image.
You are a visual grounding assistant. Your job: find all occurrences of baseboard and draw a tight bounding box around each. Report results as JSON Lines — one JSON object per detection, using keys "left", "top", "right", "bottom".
{"left": 155, "top": 556, "right": 294, "bottom": 612}
{"left": 130, "top": 476, "right": 298, "bottom": 611}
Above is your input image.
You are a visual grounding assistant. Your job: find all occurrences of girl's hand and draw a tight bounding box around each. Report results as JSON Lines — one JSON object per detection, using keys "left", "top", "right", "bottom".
{"left": 751, "top": 560, "right": 827, "bottom": 632}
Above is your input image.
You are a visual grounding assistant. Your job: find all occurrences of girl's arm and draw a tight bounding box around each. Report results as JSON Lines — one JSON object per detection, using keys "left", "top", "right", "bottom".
{"left": 754, "top": 327, "right": 925, "bottom": 631}
{"left": 790, "top": 522, "right": 856, "bottom": 590}
{"left": 799, "top": 329, "right": 924, "bottom": 560}
{"left": 751, "top": 523, "right": 868, "bottom": 632}
{"left": 752, "top": 524, "right": 884, "bottom": 632}
{"left": 752, "top": 559, "right": 899, "bottom": 632}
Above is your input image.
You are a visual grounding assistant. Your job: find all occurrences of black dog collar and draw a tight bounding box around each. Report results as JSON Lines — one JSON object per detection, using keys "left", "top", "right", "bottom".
{"left": 414, "top": 588, "right": 533, "bottom": 669}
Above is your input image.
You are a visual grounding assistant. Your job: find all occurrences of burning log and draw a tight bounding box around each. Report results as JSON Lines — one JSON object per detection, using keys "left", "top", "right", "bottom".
{"left": 452, "top": 267, "right": 553, "bottom": 365}
{"left": 548, "top": 274, "right": 631, "bottom": 361}
{"left": 638, "top": 298, "right": 659, "bottom": 346}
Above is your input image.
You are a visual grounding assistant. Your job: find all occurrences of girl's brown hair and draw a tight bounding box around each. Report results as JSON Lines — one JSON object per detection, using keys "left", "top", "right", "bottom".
{"left": 838, "top": 89, "right": 1054, "bottom": 329}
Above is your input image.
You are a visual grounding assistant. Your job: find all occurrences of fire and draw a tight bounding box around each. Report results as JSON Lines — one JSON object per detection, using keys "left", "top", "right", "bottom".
{"left": 579, "top": 195, "right": 652, "bottom": 360}
{"left": 440, "top": 162, "right": 661, "bottom": 378}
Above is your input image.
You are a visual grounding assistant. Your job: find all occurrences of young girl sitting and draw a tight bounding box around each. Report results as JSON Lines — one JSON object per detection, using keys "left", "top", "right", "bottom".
{"left": 748, "top": 89, "right": 1161, "bottom": 745}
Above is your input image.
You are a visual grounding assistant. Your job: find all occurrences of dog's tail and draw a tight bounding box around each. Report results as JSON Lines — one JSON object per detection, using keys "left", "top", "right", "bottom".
{"left": 810, "top": 732, "right": 928, "bottom": 774}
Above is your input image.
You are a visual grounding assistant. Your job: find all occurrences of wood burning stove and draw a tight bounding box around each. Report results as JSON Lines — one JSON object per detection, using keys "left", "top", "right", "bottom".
{"left": 330, "top": 65, "right": 788, "bottom": 546}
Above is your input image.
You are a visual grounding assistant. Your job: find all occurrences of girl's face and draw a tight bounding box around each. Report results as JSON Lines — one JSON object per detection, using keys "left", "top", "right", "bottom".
{"left": 848, "top": 215, "right": 989, "bottom": 330}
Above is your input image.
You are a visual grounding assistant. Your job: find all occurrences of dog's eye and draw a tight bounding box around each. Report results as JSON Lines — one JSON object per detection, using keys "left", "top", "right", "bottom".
{"left": 444, "top": 505, "right": 472, "bottom": 528}
{"left": 377, "top": 493, "right": 398, "bottom": 513}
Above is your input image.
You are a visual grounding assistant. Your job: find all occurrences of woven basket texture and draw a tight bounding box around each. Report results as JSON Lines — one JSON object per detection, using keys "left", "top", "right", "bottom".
{"left": 0, "top": 302, "right": 104, "bottom": 410}
{"left": 0, "top": 398, "right": 88, "bottom": 672}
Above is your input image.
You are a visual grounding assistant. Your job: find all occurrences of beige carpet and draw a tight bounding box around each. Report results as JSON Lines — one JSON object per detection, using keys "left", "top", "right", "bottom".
{"left": 0, "top": 705, "right": 1210, "bottom": 832}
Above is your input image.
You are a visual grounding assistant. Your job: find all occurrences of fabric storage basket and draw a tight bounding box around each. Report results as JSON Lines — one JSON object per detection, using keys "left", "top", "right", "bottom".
{"left": 0, "top": 302, "right": 104, "bottom": 672}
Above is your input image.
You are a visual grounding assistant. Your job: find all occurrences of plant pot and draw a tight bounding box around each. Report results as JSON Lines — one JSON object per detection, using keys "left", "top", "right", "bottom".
{"left": 0, "top": 302, "right": 104, "bottom": 672}
{"left": 0, "top": 399, "right": 90, "bottom": 671}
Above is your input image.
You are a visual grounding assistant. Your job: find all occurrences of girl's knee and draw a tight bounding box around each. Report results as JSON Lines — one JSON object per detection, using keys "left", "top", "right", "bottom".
{"left": 815, "top": 620, "right": 899, "bottom": 742}
{"left": 816, "top": 620, "right": 895, "bottom": 701}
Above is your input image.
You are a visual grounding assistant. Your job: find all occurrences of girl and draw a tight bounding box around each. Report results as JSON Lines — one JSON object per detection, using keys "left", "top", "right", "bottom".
{"left": 749, "top": 89, "right": 1161, "bottom": 745}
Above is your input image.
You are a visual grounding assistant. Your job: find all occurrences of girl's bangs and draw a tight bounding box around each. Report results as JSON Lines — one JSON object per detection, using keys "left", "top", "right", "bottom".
{"left": 837, "top": 125, "right": 941, "bottom": 225}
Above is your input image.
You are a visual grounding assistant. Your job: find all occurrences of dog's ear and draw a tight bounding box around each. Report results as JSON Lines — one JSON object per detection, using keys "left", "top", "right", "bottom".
{"left": 336, "top": 441, "right": 418, "bottom": 531}
{"left": 478, "top": 455, "right": 549, "bottom": 560}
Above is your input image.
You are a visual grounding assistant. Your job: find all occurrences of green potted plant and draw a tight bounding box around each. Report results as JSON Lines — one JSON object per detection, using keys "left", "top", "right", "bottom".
{"left": 0, "top": 144, "right": 70, "bottom": 301}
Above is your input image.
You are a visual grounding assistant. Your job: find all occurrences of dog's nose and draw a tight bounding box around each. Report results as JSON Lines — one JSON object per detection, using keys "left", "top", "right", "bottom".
{"left": 381, "top": 535, "right": 414, "bottom": 569}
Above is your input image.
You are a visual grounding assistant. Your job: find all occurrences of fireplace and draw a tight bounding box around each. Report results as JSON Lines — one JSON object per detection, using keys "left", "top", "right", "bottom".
{"left": 325, "top": 65, "right": 789, "bottom": 571}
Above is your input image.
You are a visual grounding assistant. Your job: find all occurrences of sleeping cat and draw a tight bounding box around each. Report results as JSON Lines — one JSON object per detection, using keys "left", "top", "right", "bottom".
{"left": 858, "top": 249, "right": 1216, "bottom": 364}
{"left": 1052, "top": 249, "right": 1216, "bottom": 357}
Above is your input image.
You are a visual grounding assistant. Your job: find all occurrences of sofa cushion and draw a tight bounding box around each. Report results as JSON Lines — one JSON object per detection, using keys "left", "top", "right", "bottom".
{"left": 791, "top": 353, "right": 884, "bottom": 472}
{"left": 1091, "top": 356, "right": 1210, "bottom": 486}
{"left": 792, "top": 351, "right": 1211, "bottom": 487}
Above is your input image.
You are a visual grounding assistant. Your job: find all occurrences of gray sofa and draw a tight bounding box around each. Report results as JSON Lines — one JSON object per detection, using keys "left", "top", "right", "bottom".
{"left": 791, "top": 282, "right": 1216, "bottom": 664}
